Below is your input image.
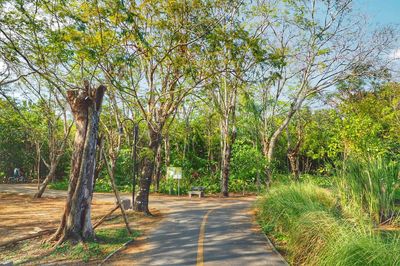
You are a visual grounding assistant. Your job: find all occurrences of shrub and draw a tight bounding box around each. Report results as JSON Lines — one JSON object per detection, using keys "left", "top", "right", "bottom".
{"left": 48, "top": 178, "right": 69, "bottom": 190}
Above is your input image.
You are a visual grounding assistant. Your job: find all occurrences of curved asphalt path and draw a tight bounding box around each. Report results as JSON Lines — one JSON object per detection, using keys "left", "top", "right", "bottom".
{"left": 116, "top": 198, "right": 287, "bottom": 266}
{"left": 0, "top": 184, "right": 287, "bottom": 265}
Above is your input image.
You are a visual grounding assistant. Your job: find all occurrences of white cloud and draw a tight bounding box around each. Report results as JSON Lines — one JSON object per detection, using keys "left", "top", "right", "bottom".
{"left": 390, "top": 48, "right": 400, "bottom": 59}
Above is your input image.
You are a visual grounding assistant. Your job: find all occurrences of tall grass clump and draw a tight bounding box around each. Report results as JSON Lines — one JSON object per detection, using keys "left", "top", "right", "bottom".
{"left": 336, "top": 158, "right": 400, "bottom": 224}
{"left": 288, "top": 211, "right": 345, "bottom": 265}
{"left": 317, "top": 232, "right": 400, "bottom": 266}
{"left": 257, "top": 182, "right": 400, "bottom": 265}
{"left": 256, "top": 183, "right": 336, "bottom": 234}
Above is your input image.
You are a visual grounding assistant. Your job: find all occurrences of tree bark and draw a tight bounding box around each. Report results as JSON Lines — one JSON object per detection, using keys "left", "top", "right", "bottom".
{"left": 220, "top": 120, "right": 236, "bottom": 197}
{"left": 36, "top": 142, "right": 41, "bottom": 190}
{"left": 263, "top": 98, "right": 305, "bottom": 185}
{"left": 153, "top": 143, "right": 162, "bottom": 192}
{"left": 102, "top": 148, "right": 132, "bottom": 235}
{"left": 220, "top": 138, "right": 230, "bottom": 197}
{"left": 50, "top": 83, "right": 105, "bottom": 244}
{"left": 287, "top": 121, "right": 303, "bottom": 181}
{"left": 134, "top": 126, "right": 161, "bottom": 214}
{"left": 164, "top": 133, "right": 170, "bottom": 167}
{"left": 34, "top": 158, "right": 58, "bottom": 198}
{"left": 288, "top": 148, "right": 300, "bottom": 181}
{"left": 266, "top": 109, "right": 296, "bottom": 162}
{"left": 92, "top": 135, "right": 105, "bottom": 192}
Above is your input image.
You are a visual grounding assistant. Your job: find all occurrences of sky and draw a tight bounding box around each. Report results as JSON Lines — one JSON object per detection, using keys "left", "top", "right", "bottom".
{"left": 354, "top": 0, "right": 400, "bottom": 60}
{"left": 355, "top": 0, "right": 400, "bottom": 26}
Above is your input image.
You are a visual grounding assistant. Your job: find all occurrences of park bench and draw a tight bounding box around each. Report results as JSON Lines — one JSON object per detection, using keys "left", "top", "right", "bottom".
{"left": 188, "top": 186, "right": 205, "bottom": 198}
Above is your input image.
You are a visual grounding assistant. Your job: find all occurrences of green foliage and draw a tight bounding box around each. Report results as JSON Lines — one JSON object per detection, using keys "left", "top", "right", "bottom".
{"left": 336, "top": 158, "right": 400, "bottom": 224}
{"left": 231, "top": 139, "right": 265, "bottom": 183}
{"left": 49, "top": 177, "right": 133, "bottom": 193}
{"left": 48, "top": 178, "right": 69, "bottom": 190}
{"left": 156, "top": 174, "right": 220, "bottom": 195}
{"left": 256, "top": 183, "right": 400, "bottom": 265}
{"left": 0, "top": 100, "right": 33, "bottom": 175}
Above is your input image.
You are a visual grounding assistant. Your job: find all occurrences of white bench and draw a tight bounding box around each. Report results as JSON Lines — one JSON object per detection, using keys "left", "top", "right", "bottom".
{"left": 188, "top": 186, "right": 205, "bottom": 198}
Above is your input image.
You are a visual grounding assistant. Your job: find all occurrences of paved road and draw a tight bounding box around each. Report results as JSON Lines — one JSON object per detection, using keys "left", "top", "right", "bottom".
{"left": 0, "top": 184, "right": 287, "bottom": 265}
{"left": 112, "top": 198, "right": 287, "bottom": 266}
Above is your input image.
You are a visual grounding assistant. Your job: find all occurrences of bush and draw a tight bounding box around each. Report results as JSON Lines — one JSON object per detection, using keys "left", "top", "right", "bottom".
{"left": 49, "top": 177, "right": 132, "bottom": 193}
{"left": 48, "top": 178, "right": 69, "bottom": 190}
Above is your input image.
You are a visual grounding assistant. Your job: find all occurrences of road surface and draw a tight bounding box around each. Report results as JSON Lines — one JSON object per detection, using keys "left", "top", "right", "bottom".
{"left": 113, "top": 198, "right": 287, "bottom": 266}
{"left": 0, "top": 184, "right": 287, "bottom": 266}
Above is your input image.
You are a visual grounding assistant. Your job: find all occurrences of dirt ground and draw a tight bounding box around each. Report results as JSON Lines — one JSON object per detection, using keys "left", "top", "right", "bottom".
{"left": 0, "top": 193, "right": 118, "bottom": 245}
{"left": 0, "top": 185, "right": 259, "bottom": 265}
{"left": 0, "top": 187, "right": 254, "bottom": 245}
{"left": 0, "top": 191, "right": 164, "bottom": 265}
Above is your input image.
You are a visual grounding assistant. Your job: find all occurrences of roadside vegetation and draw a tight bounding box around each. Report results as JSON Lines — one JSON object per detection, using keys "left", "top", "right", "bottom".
{"left": 257, "top": 160, "right": 400, "bottom": 265}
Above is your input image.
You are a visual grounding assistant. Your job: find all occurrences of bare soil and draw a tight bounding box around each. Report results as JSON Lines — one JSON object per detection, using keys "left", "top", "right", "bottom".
{"left": 0, "top": 193, "right": 114, "bottom": 244}
{"left": 0, "top": 192, "right": 163, "bottom": 264}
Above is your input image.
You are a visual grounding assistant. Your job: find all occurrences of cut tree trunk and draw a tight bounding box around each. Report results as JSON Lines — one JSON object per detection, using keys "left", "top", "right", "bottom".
{"left": 50, "top": 83, "right": 105, "bottom": 244}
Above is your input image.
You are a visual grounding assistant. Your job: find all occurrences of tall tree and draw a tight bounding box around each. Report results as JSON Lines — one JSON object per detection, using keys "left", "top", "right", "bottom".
{"left": 206, "top": 5, "right": 263, "bottom": 196}
{"left": 1, "top": 0, "right": 113, "bottom": 243}
{"left": 103, "top": 0, "right": 236, "bottom": 213}
{"left": 253, "top": 0, "right": 394, "bottom": 182}
{"left": 51, "top": 83, "right": 106, "bottom": 243}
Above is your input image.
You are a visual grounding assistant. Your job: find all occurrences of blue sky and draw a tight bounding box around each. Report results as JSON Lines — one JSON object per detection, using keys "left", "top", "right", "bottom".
{"left": 355, "top": 0, "right": 400, "bottom": 26}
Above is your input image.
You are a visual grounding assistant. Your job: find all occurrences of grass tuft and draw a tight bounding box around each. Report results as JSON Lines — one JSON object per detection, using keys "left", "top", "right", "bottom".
{"left": 256, "top": 182, "right": 400, "bottom": 265}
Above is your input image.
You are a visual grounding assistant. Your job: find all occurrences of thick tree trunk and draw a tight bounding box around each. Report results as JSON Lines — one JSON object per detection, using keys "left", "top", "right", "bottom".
{"left": 263, "top": 105, "right": 299, "bottom": 186}
{"left": 261, "top": 137, "right": 272, "bottom": 186}
{"left": 50, "top": 84, "right": 105, "bottom": 244}
{"left": 134, "top": 126, "right": 161, "bottom": 214}
{"left": 266, "top": 96, "right": 306, "bottom": 162}
{"left": 267, "top": 113, "right": 293, "bottom": 162}
{"left": 287, "top": 125, "right": 302, "bottom": 181}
